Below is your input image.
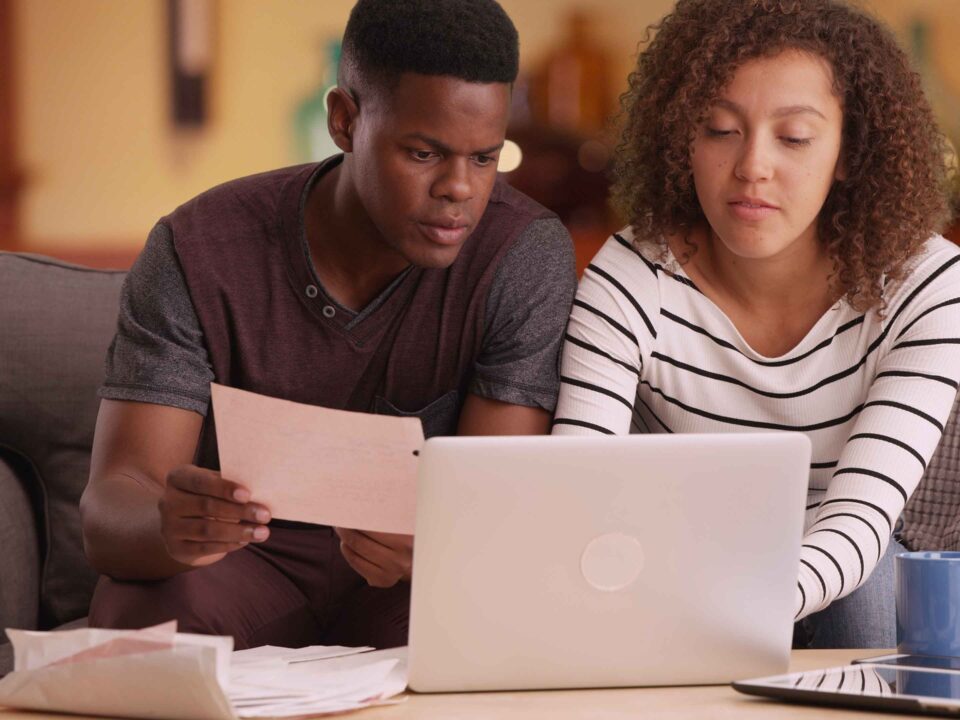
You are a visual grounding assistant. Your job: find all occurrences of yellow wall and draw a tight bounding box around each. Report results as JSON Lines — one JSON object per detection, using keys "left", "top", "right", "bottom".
{"left": 14, "top": 0, "right": 960, "bottom": 250}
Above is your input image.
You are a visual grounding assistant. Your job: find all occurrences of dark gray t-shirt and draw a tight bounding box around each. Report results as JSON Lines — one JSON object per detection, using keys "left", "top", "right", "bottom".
{"left": 101, "top": 217, "right": 576, "bottom": 415}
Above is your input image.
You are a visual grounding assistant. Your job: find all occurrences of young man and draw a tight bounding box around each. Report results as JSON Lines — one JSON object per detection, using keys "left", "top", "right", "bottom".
{"left": 80, "top": 0, "right": 575, "bottom": 650}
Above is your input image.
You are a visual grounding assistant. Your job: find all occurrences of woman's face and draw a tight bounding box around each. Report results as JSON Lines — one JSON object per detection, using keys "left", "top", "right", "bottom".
{"left": 690, "top": 49, "right": 844, "bottom": 262}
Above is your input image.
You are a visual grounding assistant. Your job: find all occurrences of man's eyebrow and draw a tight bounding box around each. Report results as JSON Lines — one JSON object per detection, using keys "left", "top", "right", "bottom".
{"left": 713, "top": 99, "right": 827, "bottom": 120}
{"left": 403, "top": 133, "right": 504, "bottom": 156}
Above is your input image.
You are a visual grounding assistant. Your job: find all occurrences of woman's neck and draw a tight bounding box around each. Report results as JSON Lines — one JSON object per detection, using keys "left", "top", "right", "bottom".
{"left": 671, "top": 224, "right": 839, "bottom": 357}
{"left": 706, "top": 227, "right": 830, "bottom": 309}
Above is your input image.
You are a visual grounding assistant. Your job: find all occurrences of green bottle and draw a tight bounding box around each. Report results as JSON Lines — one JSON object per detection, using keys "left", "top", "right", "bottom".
{"left": 294, "top": 40, "right": 342, "bottom": 163}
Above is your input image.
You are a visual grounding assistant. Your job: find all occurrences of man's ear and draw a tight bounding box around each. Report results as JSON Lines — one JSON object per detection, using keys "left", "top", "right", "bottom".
{"left": 327, "top": 87, "right": 359, "bottom": 153}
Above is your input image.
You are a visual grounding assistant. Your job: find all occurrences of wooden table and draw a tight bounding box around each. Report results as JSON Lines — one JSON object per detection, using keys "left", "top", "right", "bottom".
{"left": 0, "top": 649, "right": 922, "bottom": 719}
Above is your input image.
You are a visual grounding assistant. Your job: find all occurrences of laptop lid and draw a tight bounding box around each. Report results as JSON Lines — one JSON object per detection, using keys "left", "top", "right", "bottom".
{"left": 407, "top": 432, "right": 810, "bottom": 692}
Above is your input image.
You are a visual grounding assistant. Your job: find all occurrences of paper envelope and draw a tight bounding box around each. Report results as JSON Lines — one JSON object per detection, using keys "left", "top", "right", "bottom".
{"left": 0, "top": 624, "right": 236, "bottom": 720}
{"left": 212, "top": 383, "right": 424, "bottom": 534}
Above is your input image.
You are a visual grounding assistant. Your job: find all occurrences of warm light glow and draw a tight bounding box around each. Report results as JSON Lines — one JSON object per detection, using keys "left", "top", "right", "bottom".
{"left": 577, "top": 139, "right": 610, "bottom": 173}
{"left": 498, "top": 139, "right": 523, "bottom": 173}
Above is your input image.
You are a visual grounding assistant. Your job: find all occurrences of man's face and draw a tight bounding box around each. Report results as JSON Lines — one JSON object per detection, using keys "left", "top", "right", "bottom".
{"left": 347, "top": 73, "right": 511, "bottom": 268}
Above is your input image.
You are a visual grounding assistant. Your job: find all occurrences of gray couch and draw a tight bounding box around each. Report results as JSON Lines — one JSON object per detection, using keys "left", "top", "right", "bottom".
{"left": 0, "top": 252, "right": 126, "bottom": 675}
{"left": 1, "top": 249, "right": 959, "bottom": 677}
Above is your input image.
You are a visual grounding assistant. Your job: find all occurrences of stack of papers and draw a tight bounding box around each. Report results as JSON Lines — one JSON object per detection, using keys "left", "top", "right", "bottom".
{"left": 229, "top": 644, "right": 407, "bottom": 716}
{"left": 0, "top": 623, "right": 407, "bottom": 719}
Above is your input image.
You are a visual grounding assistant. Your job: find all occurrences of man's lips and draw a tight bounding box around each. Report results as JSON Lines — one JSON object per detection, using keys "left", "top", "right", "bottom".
{"left": 417, "top": 221, "right": 470, "bottom": 246}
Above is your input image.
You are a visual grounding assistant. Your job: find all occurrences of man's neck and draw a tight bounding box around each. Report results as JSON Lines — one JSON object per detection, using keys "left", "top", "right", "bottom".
{"left": 304, "top": 162, "right": 411, "bottom": 312}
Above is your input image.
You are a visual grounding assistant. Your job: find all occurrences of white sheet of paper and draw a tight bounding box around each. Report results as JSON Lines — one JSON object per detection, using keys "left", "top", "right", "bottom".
{"left": 231, "top": 644, "right": 374, "bottom": 668}
{"left": 212, "top": 383, "right": 424, "bottom": 534}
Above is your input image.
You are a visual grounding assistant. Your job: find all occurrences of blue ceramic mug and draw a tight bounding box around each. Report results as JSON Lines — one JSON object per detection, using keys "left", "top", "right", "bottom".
{"left": 896, "top": 551, "right": 960, "bottom": 657}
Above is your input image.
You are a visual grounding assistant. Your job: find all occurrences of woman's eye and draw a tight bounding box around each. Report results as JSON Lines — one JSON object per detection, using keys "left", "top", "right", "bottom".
{"left": 705, "top": 127, "right": 736, "bottom": 138}
{"left": 782, "top": 136, "right": 813, "bottom": 147}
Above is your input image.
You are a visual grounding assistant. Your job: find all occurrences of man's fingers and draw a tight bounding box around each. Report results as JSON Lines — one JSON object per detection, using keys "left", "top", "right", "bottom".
{"left": 363, "top": 530, "right": 412, "bottom": 548}
{"left": 167, "top": 517, "right": 270, "bottom": 544}
{"left": 166, "top": 465, "right": 252, "bottom": 503}
{"left": 336, "top": 528, "right": 408, "bottom": 551}
{"left": 339, "top": 541, "right": 395, "bottom": 588}
{"left": 162, "top": 490, "right": 270, "bottom": 524}
{"left": 336, "top": 528, "right": 392, "bottom": 565}
{"left": 336, "top": 528, "right": 412, "bottom": 582}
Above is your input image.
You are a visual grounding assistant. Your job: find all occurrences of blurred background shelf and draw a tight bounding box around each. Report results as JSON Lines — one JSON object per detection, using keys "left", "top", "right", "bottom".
{"left": 1, "top": 0, "right": 958, "bottom": 272}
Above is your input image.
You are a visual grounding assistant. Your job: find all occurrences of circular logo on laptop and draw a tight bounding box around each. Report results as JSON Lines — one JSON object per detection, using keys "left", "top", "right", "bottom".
{"left": 580, "top": 533, "right": 645, "bottom": 592}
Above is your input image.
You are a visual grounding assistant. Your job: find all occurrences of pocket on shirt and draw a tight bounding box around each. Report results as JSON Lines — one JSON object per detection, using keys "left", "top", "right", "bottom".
{"left": 373, "top": 390, "right": 461, "bottom": 439}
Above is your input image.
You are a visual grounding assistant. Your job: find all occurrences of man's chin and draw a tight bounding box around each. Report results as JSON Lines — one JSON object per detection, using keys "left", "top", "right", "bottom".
{"left": 406, "top": 243, "right": 465, "bottom": 270}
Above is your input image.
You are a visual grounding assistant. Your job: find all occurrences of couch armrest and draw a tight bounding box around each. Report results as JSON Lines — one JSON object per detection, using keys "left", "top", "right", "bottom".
{"left": 0, "top": 453, "right": 39, "bottom": 633}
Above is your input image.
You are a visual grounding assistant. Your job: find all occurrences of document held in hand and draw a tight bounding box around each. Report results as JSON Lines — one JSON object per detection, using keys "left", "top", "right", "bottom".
{"left": 211, "top": 383, "right": 424, "bottom": 534}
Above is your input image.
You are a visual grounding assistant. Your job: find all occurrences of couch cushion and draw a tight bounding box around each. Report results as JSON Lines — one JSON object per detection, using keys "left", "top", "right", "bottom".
{"left": 902, "top": 394, "right": 960, "bottom": 552}
{"left": 0, "top": 252, "right": 125, "bottom": 627}
{"left": 0, "top": 454, "right": 39, "bottom": 632}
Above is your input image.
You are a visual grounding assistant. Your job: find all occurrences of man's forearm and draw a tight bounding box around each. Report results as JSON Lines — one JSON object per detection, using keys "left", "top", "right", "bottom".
{"left": 80, "top": 473, "right": 193, "bottom": 580}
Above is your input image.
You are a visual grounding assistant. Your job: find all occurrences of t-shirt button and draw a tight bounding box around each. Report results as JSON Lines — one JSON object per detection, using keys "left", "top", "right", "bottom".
{"left": 322, "top": 305, "right": 336, "bottom": 318}
{"left": 305, "top": 285, "right": 318, "bottom": 298}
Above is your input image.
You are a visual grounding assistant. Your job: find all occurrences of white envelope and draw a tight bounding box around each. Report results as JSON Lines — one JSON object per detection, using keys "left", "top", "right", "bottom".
{"left": 0, "top": 624, "right": 235, "bottom": 720}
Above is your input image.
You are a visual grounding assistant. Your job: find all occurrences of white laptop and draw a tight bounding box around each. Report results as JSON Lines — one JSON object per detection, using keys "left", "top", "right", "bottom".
{"left": 407, "top": 432, "right": 810, "bottom": 692}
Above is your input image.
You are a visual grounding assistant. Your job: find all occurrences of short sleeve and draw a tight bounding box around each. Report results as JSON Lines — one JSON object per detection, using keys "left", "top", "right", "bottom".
{"left": 468, "top": 217, "right": 577, "bottom": 412}
{"left": 99, "top": 222, "right": 214, "bottom": 415}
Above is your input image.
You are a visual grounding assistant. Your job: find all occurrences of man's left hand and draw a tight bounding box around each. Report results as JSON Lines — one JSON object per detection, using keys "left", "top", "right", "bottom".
{"left": 334, "top": 528, "right": 413, "bottom": 587}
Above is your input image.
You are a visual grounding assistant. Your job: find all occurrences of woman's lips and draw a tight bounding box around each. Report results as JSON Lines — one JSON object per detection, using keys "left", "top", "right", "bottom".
{"left": 417, "top": 222, "right": 470, "bottom": 246}
{"left": 728, "top": 200, "right": 779, "bottom": 222}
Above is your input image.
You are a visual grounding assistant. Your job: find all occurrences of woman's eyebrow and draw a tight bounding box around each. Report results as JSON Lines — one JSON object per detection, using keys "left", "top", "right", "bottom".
{"left": 713, "top": 98, "right": 827, "bottom": 120}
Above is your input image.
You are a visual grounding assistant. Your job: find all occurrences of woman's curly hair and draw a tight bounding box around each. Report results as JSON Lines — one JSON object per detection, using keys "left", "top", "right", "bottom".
{"left": 612, "top": 0, "right": 952, "bottom": 310}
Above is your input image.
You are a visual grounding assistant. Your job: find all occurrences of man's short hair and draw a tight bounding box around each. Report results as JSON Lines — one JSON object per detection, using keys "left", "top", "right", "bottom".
{"left": 340, "top": 0, "right": 519, "bottom": 93}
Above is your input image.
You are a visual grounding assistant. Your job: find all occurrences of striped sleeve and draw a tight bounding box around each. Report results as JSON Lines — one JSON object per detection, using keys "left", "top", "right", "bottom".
{"left": 796, "top": 249, "right": 960, "bottom": 619}
{"left": 552, "top": 234, "right": 658, "bottom": 436}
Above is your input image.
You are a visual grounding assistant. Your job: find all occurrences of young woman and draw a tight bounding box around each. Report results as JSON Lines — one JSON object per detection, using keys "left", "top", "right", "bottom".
{"left": 553, "top": 0, "right": 960, "bottom": 648}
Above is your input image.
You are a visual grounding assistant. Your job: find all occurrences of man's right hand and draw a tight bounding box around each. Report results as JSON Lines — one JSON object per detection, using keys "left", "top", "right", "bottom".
{"left": 158, "top": 465, "right": 272, "bottom": 567}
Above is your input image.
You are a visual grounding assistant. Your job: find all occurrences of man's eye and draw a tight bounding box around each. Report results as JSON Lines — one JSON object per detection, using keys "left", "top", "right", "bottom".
{"left": 411, "top": 150, "right": 437, "bottom": 161}
{"left": 474, "top": 154, "right": 496, "bottom": 166}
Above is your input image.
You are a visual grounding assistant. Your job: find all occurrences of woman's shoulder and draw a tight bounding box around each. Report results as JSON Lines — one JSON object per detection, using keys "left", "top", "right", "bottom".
{"left": 890, "top": 234, "right": 960, "bottom": 296}
{"left": 882, "top": 234, "right": 960, "bottom": 318}
{"left": 592, "top": 226, "right": 678, "bottom": 277}
{"left": 915, "top": 233, "right": 960, "bottom": 263}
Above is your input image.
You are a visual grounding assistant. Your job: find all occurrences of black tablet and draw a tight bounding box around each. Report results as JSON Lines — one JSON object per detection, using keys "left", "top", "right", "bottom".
{"left": 853, "top": 654, "right": 960, "bottom": 673}
{"left": 733, "top": 663, "right": 960, "bottom": 716}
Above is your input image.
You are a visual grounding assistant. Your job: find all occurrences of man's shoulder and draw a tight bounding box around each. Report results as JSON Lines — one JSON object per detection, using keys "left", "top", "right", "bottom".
{"left": 457, "top": 179, "right": 566, "bottom": 271}
{"left": 483, "top": 177, "right": 557, "bottom": 224}
{"left": 161, "top": 163, "right": 319, "bottom": 242}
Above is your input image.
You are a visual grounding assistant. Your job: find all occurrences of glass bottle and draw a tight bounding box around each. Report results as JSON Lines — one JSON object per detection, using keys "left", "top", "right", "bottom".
{"left": 294, "top": 40, "right": 342, "bottom": 163}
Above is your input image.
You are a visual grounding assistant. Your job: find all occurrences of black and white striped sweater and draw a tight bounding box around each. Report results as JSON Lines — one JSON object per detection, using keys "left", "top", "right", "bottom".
{"left": 553, "top": 228, "right": 960, "bottom": 619}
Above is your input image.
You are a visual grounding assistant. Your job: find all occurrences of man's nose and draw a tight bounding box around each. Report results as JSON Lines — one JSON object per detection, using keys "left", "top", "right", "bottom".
{"left": 431, "top": 158, "right": 474, "bottom": 203}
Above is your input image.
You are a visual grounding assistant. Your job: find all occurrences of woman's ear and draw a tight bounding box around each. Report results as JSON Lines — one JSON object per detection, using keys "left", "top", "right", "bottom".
{"left": 834, "top": 149, "right": 847, "bottom": 182}
{"left": 327, "top": 87, "right": 359, "bottom": 153}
